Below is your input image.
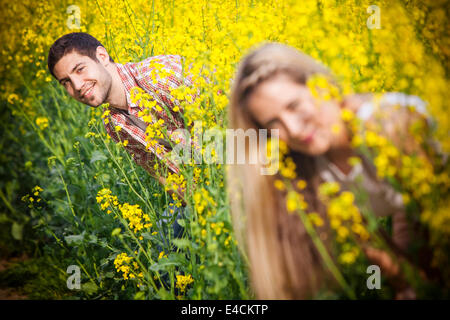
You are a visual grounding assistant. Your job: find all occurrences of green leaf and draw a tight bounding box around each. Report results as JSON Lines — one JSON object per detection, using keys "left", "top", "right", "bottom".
{"left": 111, "top": 228, "right": 122, "bottom": 236}
{"left": 172, "top": 238, "right": 191, "bottom": 249}
{"left": 67, "top": 184, "right": 81, "bottom": 195}
{"left": 168, "top": 253, "right": 187, "bottom": 267}
{"left": 176, "top": 218, "right": 186, "bottom": 228}
{"left": 65, "top": 234, "right": 84, "bottom": 245}
{"left": 207, "top": 242, "right": 218, "bottom": 252}
{"left": 134, "top": 291, "right": 146, "bottom": 300}
{"left": 90, "top": 150, "right": 107, "bottom": 163}
{"left": 0, "top": 213, "right": 11, "bottom": 223}
{"left": 156, "top": 287, "right": 173, "bottom": 300}
{"left": 88, "top": 234, "right": 98, "bottom": 244}
{"left": 11, "top": 222, "right": 23, "bottom": 241}
{"left": 150, "top": 260, "right": 179, "bottom": 272}
{"left": 81, "top": 282, "right": 98, "bottom": 295}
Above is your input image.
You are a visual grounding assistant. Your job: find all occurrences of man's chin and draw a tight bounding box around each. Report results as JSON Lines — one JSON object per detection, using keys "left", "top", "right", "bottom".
{"left": 83, "top": 97, "right": 104, "bottom": 108}
{"left": 84, "top": 100, "right": 98, "bottom": 107}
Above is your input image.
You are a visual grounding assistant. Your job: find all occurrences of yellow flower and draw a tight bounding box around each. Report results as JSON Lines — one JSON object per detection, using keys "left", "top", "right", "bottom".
{"left": 308, "top": 212, "right": 324, "bottom": 227}
{"left": 286, "top": 191, "right": 298, "bottom": 212}
{"left": 296, "top": 179, "right": 307, "bottom": 190}
{"left": 35, "top": 117, "right": 49, "bottom": 130}
{"left": 341, "top": 109, "right": 355, "bottom": 122}
{"left": 114, "top": 252, "right": 134, "bottom": 280}
{"left": 340, "top": 191, "right": 355, "bottom": 206}
{"left": 119, "top": 202, "right": 152, "bottom": 234}
{"left": 176, "top": 274, "right": 194, "bottom": 293}
{"left": 318, "top": 181, "right": 340, "bottom": 197}
{"left": 339, "top": 247, "right": 360, "bottom": 265}
{"left": 337, "top": 226, "right": 349, "bottom": 241}
{"left": 274, "top": 179, "right": 285, "bottom": 191}
{"left": 158, "top": 251, "right": 167, "bottom": 260}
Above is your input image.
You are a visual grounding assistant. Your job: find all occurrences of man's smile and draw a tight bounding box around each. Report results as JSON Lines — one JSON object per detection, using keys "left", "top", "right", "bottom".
{"left": 81, "top": 82, "right": 95, "bottom": 99}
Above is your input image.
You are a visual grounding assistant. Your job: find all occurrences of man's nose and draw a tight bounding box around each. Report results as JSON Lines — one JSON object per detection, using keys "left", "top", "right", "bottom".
{"left": 72, "top": 76, "right": 84, "bottom": 93}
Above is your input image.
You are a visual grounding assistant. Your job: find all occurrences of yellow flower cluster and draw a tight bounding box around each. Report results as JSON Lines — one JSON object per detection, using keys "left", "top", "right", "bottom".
{"left": 35, "top": 117, "right": 49, "bottom": 130}
{"left": 96, "top": 188, "right": 119, "bottom": 213}
{"left": 422, "top": 198, "right": 450, "bottom": 236}
{"left": 193, "top": 187, "right": 224, "bottom": 247}
{"left": 3, "top": 0, "right": 449, "bottom": 154}
{"left": 317, "top": 181, "right": 340, "bottom": 197}
{"left": 344, "top": 103, "right": 447, "bottom": 245}
{"left": 338, "top": 244, "right": 361, "bottom": 265}
{"left": 170, "top": 85, "right": 197, "bottom": 107}
{"left": 32, "top": 185, "right": 43, "bottom": 196}
{"left": 320, "top": 187, "right": 370, "bottom": 243}
{"left": 113, "top": 252, "right": 144, "bottom": 281}
{"left": 210, "top": 221, "right": 224, "bottom": 236}
{"left": 101, "top": 107, "right": 111, "bottom": 125}
{"left": 318, "top": 182, "right": 369, "bottom": 265}
{"left": 158, "top": 251, "right": 168, "bottom": 260}
{"left": 307, "top": 212, "right": 324, "bottom": 228}
{"left": 270, "top": 139, "right": 297, "bottom": 192}
{"left": 176, "top": 274, "right": 194, "bottom": 294}
{"left": 279, "top": 157, "right": 297, "bottom": 180}
{"left": 21, "top": 185, "right": 44, "bottom": 209}
{"left": 165, "top": 172, "right": 186, "bottom": 207}
{"left": 118, "top": 203, "right": 152, "bottom": 234}
{"left": 286, "top": 190, "right": 308, "bottom": 213}
{"left": 96, "top": 188, "right": 152, "bottom": 236}
{"left": 193, "top": 187, "right": 216, "bottom": 216}
{"left": 341, "top": 99, "right": 448, "bottom": 246}
{"left": 145, "top": 59, "right": 177, "bottom": 85}
{"left": 398, "top": 154, "right": 435, "bottom": 200}
{"left": 307, "top": 74, "right": 343, "bottom": 102}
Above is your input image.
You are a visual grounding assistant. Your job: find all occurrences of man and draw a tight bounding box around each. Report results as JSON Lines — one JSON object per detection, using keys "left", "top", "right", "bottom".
{"left": 48, "top": 32, "right": 192, "bottom": 239}
{"left": 47, "top": 32, "right": 193, "bottom": 187}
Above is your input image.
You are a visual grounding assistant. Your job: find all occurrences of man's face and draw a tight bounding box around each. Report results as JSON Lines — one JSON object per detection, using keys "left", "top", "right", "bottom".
{"left": 53, "top": 50, "right": 112, "bottom": 107}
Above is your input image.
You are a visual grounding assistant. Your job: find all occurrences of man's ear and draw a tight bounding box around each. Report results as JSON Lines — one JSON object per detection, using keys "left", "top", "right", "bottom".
{"left": 96, "top": 46, "right": 111, "bottom": 66}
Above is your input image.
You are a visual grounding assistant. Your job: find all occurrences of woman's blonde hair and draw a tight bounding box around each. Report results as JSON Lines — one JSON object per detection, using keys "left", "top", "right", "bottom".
{"left": 228, "top": 43, "right": 335, "bottom": 299}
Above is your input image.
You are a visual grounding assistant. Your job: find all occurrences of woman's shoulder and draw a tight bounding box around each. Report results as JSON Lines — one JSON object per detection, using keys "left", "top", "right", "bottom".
{"left": 345, "top": 91, "right": 432, "bottom": 123}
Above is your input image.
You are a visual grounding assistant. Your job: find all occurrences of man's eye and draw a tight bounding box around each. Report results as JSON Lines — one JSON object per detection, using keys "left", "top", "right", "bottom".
{"left": 77, "top": 67, "right": 84, "bottom": 73}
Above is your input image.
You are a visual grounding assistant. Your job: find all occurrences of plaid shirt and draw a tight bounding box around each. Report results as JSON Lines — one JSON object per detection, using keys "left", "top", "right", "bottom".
{"left": 102, "top": 55, "right": 192, "bottom": 176}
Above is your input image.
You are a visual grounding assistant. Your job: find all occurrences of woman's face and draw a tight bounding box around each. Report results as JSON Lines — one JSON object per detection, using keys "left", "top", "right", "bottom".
{"left": 246, "top": 74, "right": 343, "bottom": 156}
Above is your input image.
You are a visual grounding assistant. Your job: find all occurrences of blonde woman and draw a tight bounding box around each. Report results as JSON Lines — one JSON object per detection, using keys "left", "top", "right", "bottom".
{"left": 228, "top": 43, "right": 444, "bottom": 299}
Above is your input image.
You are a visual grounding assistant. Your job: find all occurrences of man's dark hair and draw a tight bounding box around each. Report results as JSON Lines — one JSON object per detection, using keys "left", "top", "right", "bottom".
{"left": 47, "top": 32, "right": 114, "bottom": 78}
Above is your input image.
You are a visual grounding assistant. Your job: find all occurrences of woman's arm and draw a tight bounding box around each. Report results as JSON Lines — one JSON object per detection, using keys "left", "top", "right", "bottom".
{"left": 343, "top": 92, "right": 432, "bottom": 160}
{"left": 374, "top": 103, "right": 430, "bottom": 159}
